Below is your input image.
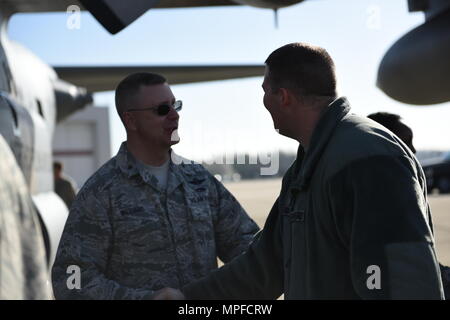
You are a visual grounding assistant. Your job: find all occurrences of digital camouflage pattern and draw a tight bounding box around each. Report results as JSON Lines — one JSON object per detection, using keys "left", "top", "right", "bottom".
{"left": 0, "top": 135, "right": 51, "bottom": 300}
{"left": 52, "top": 142, "right": 259, "bottom": 299}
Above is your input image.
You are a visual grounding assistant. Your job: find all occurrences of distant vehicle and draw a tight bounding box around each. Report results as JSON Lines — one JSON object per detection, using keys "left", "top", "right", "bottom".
{"left": 421, "top": 152, "right": 450, "bottom": 194}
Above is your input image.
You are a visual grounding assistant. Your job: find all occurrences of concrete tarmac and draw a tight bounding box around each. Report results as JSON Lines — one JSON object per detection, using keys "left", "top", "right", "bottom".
{"left": 225, "top": 178, "right": 450, "bottom": 265}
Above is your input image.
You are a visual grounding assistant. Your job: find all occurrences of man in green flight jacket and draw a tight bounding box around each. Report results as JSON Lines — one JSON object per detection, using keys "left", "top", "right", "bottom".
{"left": 154, "top": 43, "right": 445, "bottom": 300}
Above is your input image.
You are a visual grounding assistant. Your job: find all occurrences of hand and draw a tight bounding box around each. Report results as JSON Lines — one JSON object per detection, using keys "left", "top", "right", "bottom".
{"left": 152, "top": 287, "right": 185, "bottom": 300}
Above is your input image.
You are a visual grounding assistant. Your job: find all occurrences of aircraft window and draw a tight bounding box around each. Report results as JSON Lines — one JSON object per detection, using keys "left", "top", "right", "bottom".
{"left": 36, "top": 99, "right": 44, "bottom": 118}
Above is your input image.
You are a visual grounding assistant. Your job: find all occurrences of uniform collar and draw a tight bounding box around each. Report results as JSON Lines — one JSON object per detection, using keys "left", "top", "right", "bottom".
{"left": 116, "top": 142, "right": 139, "bottom": 178}
{"left": 292, "top": 97, "right": 351, "bottom": 190}
{"left": 116, "top": 142, "right": 184, "bottom": 194}
{"left": 167, "top": 152, "right": 187, "bottom": 195}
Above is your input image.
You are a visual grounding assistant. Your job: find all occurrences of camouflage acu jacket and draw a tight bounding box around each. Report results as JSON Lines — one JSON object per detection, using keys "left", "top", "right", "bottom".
{"left": 52, "top": 142, "right": 259, "bottom": 299}
{"left": 0, "top": 136, "right": 51, "bottom": 300}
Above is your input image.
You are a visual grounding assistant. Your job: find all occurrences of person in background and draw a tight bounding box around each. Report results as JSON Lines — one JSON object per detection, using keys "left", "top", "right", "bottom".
{"left": 53, "top": 161, "right": 77, "bottom": 209}
{"left": 367, "top": 112, "right": 416, "bottom": 153}
{"left": 368, "top": 111, "right": 449, "bottom": 299}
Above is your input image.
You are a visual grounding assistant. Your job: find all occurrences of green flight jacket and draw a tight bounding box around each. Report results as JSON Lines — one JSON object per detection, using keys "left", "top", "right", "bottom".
{"left": 183, "top": 97, "right": 444, "bottom": 299}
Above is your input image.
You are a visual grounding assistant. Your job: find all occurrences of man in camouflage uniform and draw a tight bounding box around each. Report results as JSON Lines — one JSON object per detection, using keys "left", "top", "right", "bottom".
{"left": 51, "top": 73, "right": 259, "bottom": 299}
{"left": 0, "top": 135, "right": 51, "bottom": 299}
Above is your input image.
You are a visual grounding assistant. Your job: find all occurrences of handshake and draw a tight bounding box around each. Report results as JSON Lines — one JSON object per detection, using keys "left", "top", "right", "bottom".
{"left": 152, "top": 288, "right": 186, "bottom": 300}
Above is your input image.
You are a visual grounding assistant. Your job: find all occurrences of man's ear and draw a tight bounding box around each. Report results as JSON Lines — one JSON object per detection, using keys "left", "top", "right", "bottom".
{"left": 123, "top": 112, "right": 137, "bottom": 131}
{"left": 279, "top": 87, "right": 292, "bottom": 106}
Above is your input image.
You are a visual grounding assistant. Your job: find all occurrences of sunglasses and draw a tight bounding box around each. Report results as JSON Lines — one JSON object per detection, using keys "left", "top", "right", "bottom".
{"left": 126, "top": 100, "right": 182, "bottom": 116}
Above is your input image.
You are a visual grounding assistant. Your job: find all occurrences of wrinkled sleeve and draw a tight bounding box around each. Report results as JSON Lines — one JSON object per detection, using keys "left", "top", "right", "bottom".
{"left": 183, "top": 199, "right": 283, "bottom": 299}
{"left": 208, "top": 176, "right": 260, "bottom": 263}
{"left": 51, "top": 188, "right": 154, "bottom": 300}
{"left": 328, "top": 155, "right": 444, "bottom": 299}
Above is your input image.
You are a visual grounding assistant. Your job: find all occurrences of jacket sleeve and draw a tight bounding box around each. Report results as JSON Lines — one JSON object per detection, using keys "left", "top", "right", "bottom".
{"left": 182, "top": 198, "right": 283, "bottom": 299}
{"left": 328, "top": 155, "right": 444, "bottom": 299}
{"left": 208, "top": 175, "right": 260, "bottom": 263}
{"left": 51, "top": 188, "right": 154, "bottom": 300}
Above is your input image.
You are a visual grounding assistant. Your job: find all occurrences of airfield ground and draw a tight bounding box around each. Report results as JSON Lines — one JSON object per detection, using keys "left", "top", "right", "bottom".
{"left": 225, "top": 178, "right": 450, "bottom": 265}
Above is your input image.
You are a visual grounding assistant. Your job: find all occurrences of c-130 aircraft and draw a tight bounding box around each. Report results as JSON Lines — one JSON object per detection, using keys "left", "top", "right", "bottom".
{"left": 0, "top": 0, "right": 448, "bottom": 298}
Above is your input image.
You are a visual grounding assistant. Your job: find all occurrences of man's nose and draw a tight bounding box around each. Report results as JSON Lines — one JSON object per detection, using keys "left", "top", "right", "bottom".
{"left": 167, "top": 106, "right": 179, "bottom": 120}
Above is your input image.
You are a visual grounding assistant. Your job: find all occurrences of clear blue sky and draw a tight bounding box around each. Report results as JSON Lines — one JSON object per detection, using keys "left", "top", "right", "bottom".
{"left": 8, "top": 0, "right": 450, "bottom": 160}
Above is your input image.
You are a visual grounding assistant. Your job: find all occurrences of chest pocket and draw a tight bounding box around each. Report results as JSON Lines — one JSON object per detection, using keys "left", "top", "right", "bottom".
{"left": 187, "top": 193, "right": 211, "bottom": 222}
{"left": 281, "top": 187, "right": 309, "bottom": 299}
{"left": 184, "top": 192, "right": 215, "bottom": 276}
{"left": 116, "top": 206, "right": 168, "bottom": 260}
{"left": 186, "top": 193, "right": 214, "bottom": 243}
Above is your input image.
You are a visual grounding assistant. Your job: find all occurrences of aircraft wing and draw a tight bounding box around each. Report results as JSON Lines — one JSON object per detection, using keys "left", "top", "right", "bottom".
{"left": 53, "top": 65, "right": 265, "bottom": 92}
{"left": 4, "top": 0, "right": 239, "bottom": 34}
{"left": 2, "top": 0, "right": 238, "bottom": 13}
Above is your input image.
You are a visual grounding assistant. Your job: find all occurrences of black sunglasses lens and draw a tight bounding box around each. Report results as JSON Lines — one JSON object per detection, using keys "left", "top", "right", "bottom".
{"left": 157, "top": 104, "right": 170, "bottom": 116}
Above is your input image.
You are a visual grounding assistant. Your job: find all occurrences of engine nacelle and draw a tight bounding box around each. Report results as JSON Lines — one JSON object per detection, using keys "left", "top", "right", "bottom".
{"left": 377, "top": 8, "right": 450, "bottom": 105}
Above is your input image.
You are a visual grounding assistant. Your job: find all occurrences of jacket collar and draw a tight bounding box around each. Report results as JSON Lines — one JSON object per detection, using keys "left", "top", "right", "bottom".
{"left": 116, "top": 142, "right": 184, "bottom": 194}
{"left": 292, "top": 97, "right": 351, "bottom": 190}
{"left": 167, "top": 152, "right": 187, "bottom": 195}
